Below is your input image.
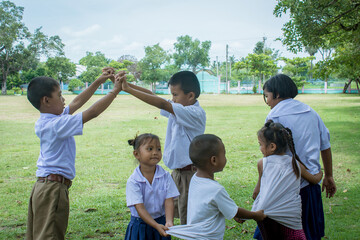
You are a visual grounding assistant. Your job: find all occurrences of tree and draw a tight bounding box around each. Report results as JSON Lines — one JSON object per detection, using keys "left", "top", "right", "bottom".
{"left": 274, "top": 0, "right": 360, "bottom": 52}
{"left": 274, "top": 0, "right": 360, "bottom": 86}
{"left": 78, "top": 51, "right": 110, "bottom": 84}
{"left": 68, "top": 78, "right": 84, "bottom": 92}
{"left": 0, "top": 1, "right": 64, "bottom": 94}
{"left": 233, "top": 53, "right": 278, "bottom": 84}
{"left": 173, "top": 35, "right": 211, "bottom": 72}
{"left": 79, "top": 51, "right": 110, "bottom": 68}
{"left": 281, "top": 56, "right": 315, "bottom": 87}
{"left": 45, "top": 57, "right": 76, "bottom": 84}
{"left": 118, "top": 55, "right": 141, "bottom": 80}
{"left": 139, "top": 44, "right": 168, "bottom": 92}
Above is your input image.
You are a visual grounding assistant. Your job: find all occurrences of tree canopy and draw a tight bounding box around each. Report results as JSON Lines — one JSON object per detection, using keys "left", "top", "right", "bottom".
{"left": 0, "top": 1, "right": 64, "bottom": 94}
{"left": 173, "top": 35, "right": 211, "bottom": 72}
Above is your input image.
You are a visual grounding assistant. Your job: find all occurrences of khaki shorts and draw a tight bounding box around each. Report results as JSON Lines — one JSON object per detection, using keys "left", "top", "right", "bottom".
{"left": 26, "top": 180, "right": 70, "bottom": 240}
{"left": 171, "top": 168, "right": 196, "bottom": 225}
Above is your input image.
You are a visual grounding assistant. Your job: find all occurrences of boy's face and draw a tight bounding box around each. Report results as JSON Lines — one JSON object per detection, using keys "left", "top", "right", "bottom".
{"left": 215, "top": 141, "right": 227, "bottom": 172}
{"left": 45, "top": 86, "right": 65, "bottom": 115}
{"left": 170, "top": 84, "right": 194, "bottom": 106}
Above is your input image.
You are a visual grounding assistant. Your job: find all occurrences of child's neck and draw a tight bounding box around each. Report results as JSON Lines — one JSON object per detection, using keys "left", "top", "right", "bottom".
{"left": 139, "top": 164, "right": 156, "bottom": 184}
{"left": 195, "top": 168, "right": 214, "bottom": 180}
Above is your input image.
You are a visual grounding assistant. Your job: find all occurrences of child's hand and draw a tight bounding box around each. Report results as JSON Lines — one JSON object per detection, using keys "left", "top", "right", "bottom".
{"left": 113, "top": 73, "right": 125, "bottom": 93}
{"left": 97, "top": 68, "right": 115, "bottom": 83}
{"left": 165, "top": 221, "right": 174, "bottom": 228}
{"left": 155, "top": 224, "right": 170, "bottom": 237}
{"left": 253, "top": 210, "right": 266, "bottom": 222}
{"left": 234, "top": 216, "right": 246, "bottom": 224}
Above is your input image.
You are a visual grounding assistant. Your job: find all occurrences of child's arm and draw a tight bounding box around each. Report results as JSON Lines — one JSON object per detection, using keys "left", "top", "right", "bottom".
{"left": 68, "top": 68, "right": 117, "bottom": 115}
{"left": 119, "top": 75, "right": 174, "bottom": 114}
{"left": 252, "top": 159, "right": 263, "bottom": 200}
{"left": 81, "top": 73, "right": 124, "bottom": 124}
{"left": 134, "top": 203, "right": 170, "bottom": 237}
{"left": 299, "top": 162, "right": 323, "bottom": 184}
{"left": 234, "top": 208, "right": 266, "bottom": 222}
{"left": 321, "top": 147, "right": 336, "bottom": 198}
{"left": 164, "top": 198, "right": 175, "bottom": 227}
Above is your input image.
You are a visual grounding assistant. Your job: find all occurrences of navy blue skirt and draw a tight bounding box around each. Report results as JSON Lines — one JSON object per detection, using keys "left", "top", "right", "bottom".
{"left": 125, "top": 215, "right": 171, "bottom": 240}
{"left": 300, "top": 184, "right": 324, "bottom": 240}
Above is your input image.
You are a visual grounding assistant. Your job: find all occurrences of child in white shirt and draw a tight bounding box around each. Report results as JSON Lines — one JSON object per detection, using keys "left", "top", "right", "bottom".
{"left": 167, "top": 134, "right": 266, "bottom": 240}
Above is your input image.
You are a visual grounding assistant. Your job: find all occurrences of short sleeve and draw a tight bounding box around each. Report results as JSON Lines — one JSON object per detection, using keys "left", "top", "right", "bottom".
{"left": 165, "top": 173, "right": 180, "bottom": 199}
{"left": 214, "top": 187, "right": 238, "bottom": 220}
{"left": 172, "top": 102, "right": 206, "bottom": 131}
{"left": 52, "top": 111, "right": 83, "bottom": 139}
{"left": 317, "top": 113, "right": 331, "bottom": 150}
{"left": 126, "top": 179, "right": 144, "bottom": 207}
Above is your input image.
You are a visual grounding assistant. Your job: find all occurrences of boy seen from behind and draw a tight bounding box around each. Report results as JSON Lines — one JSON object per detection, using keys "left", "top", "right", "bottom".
{"left": 26, "top": 69, "right": 124, "bottom": 239}
{"left": 166, "top": 134, "right": 266, "bottom": 239}
{"left": 119, "top": 71, "right": 206, "bottom": 224}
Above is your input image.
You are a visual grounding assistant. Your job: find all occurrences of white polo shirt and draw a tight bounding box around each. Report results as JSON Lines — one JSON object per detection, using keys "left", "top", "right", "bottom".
{"left": 35, "top": 106, "right": 83, "bottom": 180}
{"left": 266, "top": 98, "right": 331, "bottom": 188}
{"left": 126, "top": 165, "right": 180, "bottom": 219}
{"left": 160, "top": 100, "right": 206, "bottom": 169}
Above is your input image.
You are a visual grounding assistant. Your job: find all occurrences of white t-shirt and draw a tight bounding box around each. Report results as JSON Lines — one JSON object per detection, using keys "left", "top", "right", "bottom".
{"left": 251, "top": 155, "right": 302, "bottom": 230}
{"left": 167, "top": 174, "right": 238, "bottom": 240}
{"left": 160, "top": 100, "right": 206, "bottom": 169}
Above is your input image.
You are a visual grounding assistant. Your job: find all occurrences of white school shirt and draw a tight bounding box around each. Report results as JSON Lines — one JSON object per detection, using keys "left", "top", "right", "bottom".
{"left": 126, "top": 165, "right": 180, "bottom": 219}
{"left": 251, "top": 155, "right": 302, "bottom": 230}
{"left": 160, "top": 100, "right": 206, "bottom": 169}
{"left": 35, "top": 106, "right": 83, "bottom": 180}
{"left": 167, "top": 174, "right": 238, "bottom": 240}
{"left": 266, "top": 98, "right": 331, "bottom": 188}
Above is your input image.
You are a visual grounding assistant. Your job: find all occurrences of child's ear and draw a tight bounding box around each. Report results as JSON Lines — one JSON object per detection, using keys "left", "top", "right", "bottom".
{"left": 133, "top": 150, "right": 140, "bottom": 160}
{"left": 187, "top": 92, "right": 195, "bottom": 101}
{"left": 41, "top": 96, "right": 49, "bottom": 106}
{"left": 269, "top": 142, "right": 277, "bottom": 152}
{"left": 210, "top": 155, "right": 217, "bottom": 166}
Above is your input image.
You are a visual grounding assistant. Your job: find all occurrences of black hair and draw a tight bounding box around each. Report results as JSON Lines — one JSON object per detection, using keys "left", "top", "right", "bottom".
{"left": 168, "top": 71, "right": 201, "bottom": 98}
{"left": 189, "top": 134, "right": 222, "bottom": 168}
{"left": 257, "top": 120, "right": 305, "bottom": 178}
{"left": 128, "top": 133, "right": 160, "bottom": 150}
{"left": 27, "top": 76, "right": 60, "bottom": 110}
{"left": 263, "top": 74, "right": 298, "bottom": 103}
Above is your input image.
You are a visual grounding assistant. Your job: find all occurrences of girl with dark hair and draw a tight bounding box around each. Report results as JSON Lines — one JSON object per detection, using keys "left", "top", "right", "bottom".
{"left": 125, "top": 133, "right": 179, "bottom": 240}
{"left": 252, "top": 121, "right": 322, "bottom": 240}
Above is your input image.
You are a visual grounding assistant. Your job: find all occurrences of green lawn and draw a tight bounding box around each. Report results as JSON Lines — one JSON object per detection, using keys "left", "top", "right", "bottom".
{"left": 0, "top": 94, "right": 359, "bottom": 239}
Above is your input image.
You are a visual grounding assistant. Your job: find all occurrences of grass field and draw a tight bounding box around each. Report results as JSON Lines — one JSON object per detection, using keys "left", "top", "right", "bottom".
{"left": 0, "top": 93, "right": 359, "bottom": 239}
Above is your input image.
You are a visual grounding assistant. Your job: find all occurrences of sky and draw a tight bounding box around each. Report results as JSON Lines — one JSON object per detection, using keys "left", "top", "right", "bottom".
{"left": 11, "top": 0, "right": 311, "bottom": 64}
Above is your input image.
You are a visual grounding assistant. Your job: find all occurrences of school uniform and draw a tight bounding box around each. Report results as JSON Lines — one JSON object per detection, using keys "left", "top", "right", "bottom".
{"left": 266, "top": 98, "right": 330, "bottom": 240}
{"left": 252, "top": 155, "right": 306, "bottom": 239}
{"left": 166, "top": 174, "right": 239, "bottom": 240}
{"left": 160, "top": 100, "right": 206, "bottom": 224}
{"left": 26, "top": 106, "right": 83, "bottom": 240}
{"left": 125, "top": 165, "right": 180, "bottom": 240}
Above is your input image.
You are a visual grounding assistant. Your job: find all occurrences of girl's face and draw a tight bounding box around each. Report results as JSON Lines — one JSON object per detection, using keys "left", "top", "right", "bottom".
{"left": 134, "top": 138, "right": 162, "bottom": 168}
{"left": 258, "top": 135, "right": 276, "bottom": 157}
{"left": 263, "top": 89, "right": 281, "bottom": 109}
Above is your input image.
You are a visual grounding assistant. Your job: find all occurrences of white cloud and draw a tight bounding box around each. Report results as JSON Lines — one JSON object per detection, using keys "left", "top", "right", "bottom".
{"left": 60, "top": 24, "right": 101, "bottom": 37}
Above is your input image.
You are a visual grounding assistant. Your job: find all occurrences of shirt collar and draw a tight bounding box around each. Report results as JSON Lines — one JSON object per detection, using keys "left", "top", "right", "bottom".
{"left": 133, "top": 165, "right": 166, "bottom": 182}
{"left": 270, "top": 99, "right": 311, "bottom": 117}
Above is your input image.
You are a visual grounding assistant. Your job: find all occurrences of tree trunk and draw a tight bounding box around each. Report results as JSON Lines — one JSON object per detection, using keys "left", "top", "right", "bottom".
{"left": 1, "top": 70, "right": 7, "bottom": 95}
